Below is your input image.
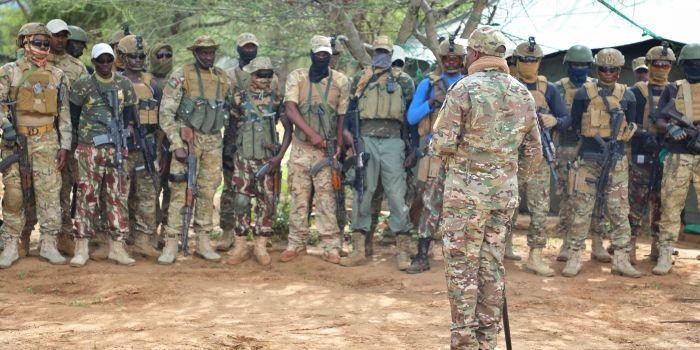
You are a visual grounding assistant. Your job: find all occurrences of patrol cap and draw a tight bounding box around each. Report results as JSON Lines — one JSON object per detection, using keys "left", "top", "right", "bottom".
{"left": 92, "top": 43, "right": 115, "bottom": 59}
{"left": 392, "top": 45, "right": 406, "bottom": 64}
{"left": 46, "top": 19, "right": 69, "bottom": 34}
{"left": 236, "top": 32, "right": 259, "bottom": 47}
{"left": 187, "top": 35, "right": 219, "bottom": 51}
{"left": 243, "top": 56, "right": 273, "bottom": 73}
{"left": 631, "top": 57, "right": 648, "bottom": 72}
{"left": 467, "top": 26, "right": 507, "bottom": 57}
{"left": 311, "top": 35, "right": 332, "bottom": 54}
{"left": 372, "top": 35, "right": 393, "bottom": 52}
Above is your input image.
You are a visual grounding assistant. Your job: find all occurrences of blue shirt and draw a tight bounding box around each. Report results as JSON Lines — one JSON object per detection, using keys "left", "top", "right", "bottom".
{"left": 407, "top": 73, "right": 463, "bottom": 126}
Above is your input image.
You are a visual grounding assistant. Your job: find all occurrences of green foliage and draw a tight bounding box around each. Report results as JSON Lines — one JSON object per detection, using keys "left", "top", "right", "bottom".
{"left": 0, "top": 6, "right": 25, "bottom": 64}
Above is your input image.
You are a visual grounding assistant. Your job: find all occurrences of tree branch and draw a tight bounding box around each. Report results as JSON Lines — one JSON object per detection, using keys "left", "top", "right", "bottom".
{"left": 461, "top": 0, "right": 490, "bottom": 38}
{"left": 435, "top": 0, "right": 470, "bottom": 18}
{"left": 418, "top": 0, "right": 441, "bottom": 62}
{"left": 322, "top": 2, "right": 372, "bottom": 66}
{"left": 396, "top": 0, "right": 421, "bottom": 44}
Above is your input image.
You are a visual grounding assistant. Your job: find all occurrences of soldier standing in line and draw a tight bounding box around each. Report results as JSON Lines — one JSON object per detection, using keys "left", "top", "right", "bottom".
{"left": 632, "top": 57, "right": 650, "bottom": 83}
{"left": 66, "top": 25, "right": 88, "bottom": 60}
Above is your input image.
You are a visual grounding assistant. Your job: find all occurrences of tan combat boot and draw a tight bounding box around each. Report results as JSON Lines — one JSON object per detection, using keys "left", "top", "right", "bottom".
{"left": 591, "top": 234, "right": 612, "bottom": 263}
{"left": 69, "top": 238, "right": 89, "bottom": 267}
{"left": 216, "top": 229, "right": 234, "bottom": 252}
{"left": 131, "top": 232, "right": 160, "bottom": 258}
{"left": 340, "top": 231, "right": 366, "bottom": 267}
{"left": 612, "top": 250, "right": 643, "bottom": 278}
{"left": 323, "top": 248, "right": 341, "bottom": 264}
{"left": 39, "top": 235, "right": 67, "bottom": 265}
{"left": 158, "top": 238, "right": 178, "bottom": 265}
{"left": 108, "top": 240, "right": 135, "bottom": 266}
{"left": 652, "top": 246, "right": 674, "bottom": 275}
{"left": 561, "top": 249, "right": 582, "bottom": 277}
{"left": 195, "top": 233, "right": 221, "bottom": 262}
{"left": 504, "top": 232, "right": 521, "bottom": 261}
{"left": 526, "top": 248, "right": 555, "bottom": 277}
{"left": 279, "top": 246, "right": 306, "bottom": 262}
{"left": 57, "top": 230, "right": 75, "bottom": 256}
{"left": 0, "top": 236, "right": 20, "bottom": 269}
{"left": 396, "top": 234, "right": 412, "bottom": 270}
{"left": 556, "top": 240, "right": 569, "bottom": 262}
{"left": 628, "top": 236, "right": 638, "bottom": 265}
{"left": 252, "top": 236, "right": 271, "bottom": 266}
{"left": 224, "top": 235, "right": 251, "bottom": 265}
{"left": 91, "top": 232, "right": 110, "bottom": 261}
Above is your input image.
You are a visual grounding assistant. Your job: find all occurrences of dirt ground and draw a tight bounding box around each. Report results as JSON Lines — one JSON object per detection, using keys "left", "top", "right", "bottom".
{"left": 1, "top": 220, "right": 699, "bottom": 350}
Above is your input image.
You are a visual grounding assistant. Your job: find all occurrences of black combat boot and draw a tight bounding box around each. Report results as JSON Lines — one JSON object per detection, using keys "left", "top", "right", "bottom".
{"left": 406, "top": 237, "right": 431, "bottom": 274}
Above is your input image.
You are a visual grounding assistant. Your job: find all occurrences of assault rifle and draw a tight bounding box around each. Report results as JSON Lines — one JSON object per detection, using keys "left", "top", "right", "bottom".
{"left": 589, "top": 107, "right": 625, "bottom": 219}
{"left": 0, "top": 100, "right": 33, "bottom": 216}
{"left": 536, "top": 107, "right": 558, "bottom": 183}
{"left": 92, "top": 90, "right": 128, "bottom": 193}
{"left": 343, "top": 99, "right": 370, "bottom": 204}
{"left": 662, "top": 101, "right": 700, "bottom": 154}
{"left": 310, "top": 106, "right": 344, "bottom": 231}
{"left": 180, "top": 127, "right": 197, "bottom": 256}
{"left": 132, "top": 113, "right": 159, "bottom": 191}
{"left": 254, "top": 111, "right": 282, "bottom": 213}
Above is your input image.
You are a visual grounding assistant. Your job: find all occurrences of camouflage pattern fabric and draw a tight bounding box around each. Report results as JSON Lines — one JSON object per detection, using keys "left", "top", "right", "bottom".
{"left": 658, "top": 153, "right": 700, "bottom": 247}
{"left": 628, "top": 162, "right": 660, "bottom": 237}
{"left": 554, "top": 144, "right": 578, "bottom": 239}
{"left": 231, "top": 154, "right": 275, "bottom": 237}
{"left": 417, "top": 165, "right": 445, "bottom": 240}
{"left": 513, "top": 157, "right": 550, "bottom": 248}
{"left": 128, "top": 145, "right": 160, "bottom": 238}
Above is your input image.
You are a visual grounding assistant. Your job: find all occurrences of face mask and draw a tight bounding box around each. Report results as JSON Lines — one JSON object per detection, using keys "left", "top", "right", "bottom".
{"left": 24, "top": 35, "right": 49, "bottom": 67}
{"left": 648, "top": 65, "right": 670, "bottom": 85}
{"left": 149, "top": 44, "right": 173, "bottom": 77}
{"left": 250, "top": 76, "right": 272, "bottom": 91}
{"left": 238, "top": 46, "right": 257, "bottom": 68}
{"left": 309, "top": 51, "right": 330, "bottom": 83}
{"left": 682, "top": 60, "right": 700, "bottom": 83}
{"left": 567, "top": 65, "right": 589, "bottom": 87}
{"left": 372, "top": 52, "right": 392, "bottom": 69}
{"left": 516, "top": 60, "right": 539, "bottom": 83}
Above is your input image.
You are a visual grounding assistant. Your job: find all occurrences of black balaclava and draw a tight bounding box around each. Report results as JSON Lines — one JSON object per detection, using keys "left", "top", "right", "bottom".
{"left": 237, "top": 46, "right": 257, "bottom": 69}
{"left": 683, "top": 59, "right": 700, "bottom": 83}
{"left": 309, "top": 51, "right": 330, "bottom": 83}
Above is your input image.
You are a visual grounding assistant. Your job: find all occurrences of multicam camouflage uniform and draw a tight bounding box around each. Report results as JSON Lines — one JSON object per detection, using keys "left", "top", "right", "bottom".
{"left": 432, "top": 26, "right": 543, "bottom": 350}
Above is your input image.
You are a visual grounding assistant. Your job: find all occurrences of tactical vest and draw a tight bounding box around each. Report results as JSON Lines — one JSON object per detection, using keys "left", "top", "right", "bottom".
{"left": 357, "top": 67, "right": 405, "bottom": 122}
{"left": 634, "top": 81, "right": 664, "bottom": 133}
{"left": 133, "top": 72, "right": 158, "bottom": 126}
{"left": 236, "top": 89, "right": 277, "bottom": 160}
{"left": 674, "top": 79, "right": 700, "bottom": 123}
{"left": 558, "top": 77, "right": 578, "bottom": 111}
{"left": 581, "top": 82, "right": 627, "bottom": 138}
{"left": 294, "top": 70, "right": 337, "bottom": 142}
{"left": 176, "top": 64, "right": 230, "bottom": 134}
{"left": 15, "top": 64, "right": 60, "bottom": 127}
{"left": 418, "top": 74, "right": 447, "bottom": 136}
{"left": 529, "top": 76, "right": 549, "bottom": 113}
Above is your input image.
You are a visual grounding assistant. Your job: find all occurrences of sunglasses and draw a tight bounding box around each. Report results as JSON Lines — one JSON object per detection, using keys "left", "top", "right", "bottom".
{"left": 94, "top": 56, "right": 115, "bottom": 64}
{"left": 598, "top": 66, "right": 620, "bottom": 73}
{"left": 156, "top": 52, "right": 173, "bottom": 59}
{"left": 127, "top": 53, "right": 147, "bottom": 60}
{"left": 30, "top": 39, "right": 51, "bottom": 48}
{"left": 518, "top": 56, "right": 539, "bottom": 63}
{"left": 651, "top": 60, "right": 672, "bottom": 69}
{"left": 255, "top": 70, "right": 274, "bottom": 78}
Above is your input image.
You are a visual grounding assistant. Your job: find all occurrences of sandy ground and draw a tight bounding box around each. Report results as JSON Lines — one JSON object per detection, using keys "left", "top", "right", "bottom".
{"left": 0, "top": 219, "right": 699, "bottom": 350}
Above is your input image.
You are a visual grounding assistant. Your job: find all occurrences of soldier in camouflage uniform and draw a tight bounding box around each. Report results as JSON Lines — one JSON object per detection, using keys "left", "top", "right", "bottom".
{"left": 224, "top": 57, "right": 292, "bottom": 266}
{"left": 340, "top": 36, "right": 415, "bottom": 269}
{"left": 66, "top": 25, "right": 88, "bottom": 60}
{"left": 432, "top": 26, "right": 542, "bottom": 350}
{"left": 405, "top": 39, "right": 465, "bottom": 274}
{"left": 279, "top": 35, "right": 350, "bottom": 264}
{"left": 627, "top": 45, "right": 675, "bottom": 265}
{"left": 117, "top": 34, "right": 163, "bottom": 258}
{"left": 653, "top": 43, "right": 700, "bottom": 275}
{"left": 632, "top": 57, "right": 650, "bottom": 83}
{"left": 157, "top": 36, "right": 233, "bottom": 264}
{"left": 563, "top": 48, "right": 641, "bottom": 278}
{"left": 507, "top": 39, "right": 570, "bottom": 276}
{"left": 69, "top": 43, "right": 137, "bottom": 267}
{"left": 0, "top": 23, "right": 72, "bottom": 268}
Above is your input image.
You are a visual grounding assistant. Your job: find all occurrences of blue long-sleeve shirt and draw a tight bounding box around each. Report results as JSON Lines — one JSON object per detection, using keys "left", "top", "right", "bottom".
{"left": 407, "top": 73, "right": 463, "bottom": 126}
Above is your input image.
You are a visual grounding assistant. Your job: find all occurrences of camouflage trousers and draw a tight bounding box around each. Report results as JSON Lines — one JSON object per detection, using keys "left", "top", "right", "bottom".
{"left": 163, "top": 133, "right": 222, "bottom": 239}
{"left": 442, "top": 204, "right": 512, "bottom": 350}
{"left": 555, "top": 144, "right": 578, "bottom": 238}
{"left": 73, "top": 145, "right": 130, "bottom": 240}
{"left": 659, "top": 153, "right": 700, "bottom": 247}
{"left": 287, "top": 140, "right": 340, "bottom": 251}
{"left": 567, "top": 157, "right": 631, "bottom": 251}
{"left": 0, "top": 132, "right": 62, "bottom": 239}
{"left": 628, "top": 160, "right": 661, "bottom": 237}
{"left": 418, "top": 165, "right": 446, "bottom": 240}
{"left": 512, "top": 164, "right": 550, "bottom": 248}
{"left": 128, "top": 147, "right": 160, "bottom": 237}
{"left": 220, "top": 167, "right": 237, "bottom": 233}
{"left": 59, "top": 149, "right": 78, "bottom": 235}
{"left": 230, "top": 154, "right": 276, "bottom": 237}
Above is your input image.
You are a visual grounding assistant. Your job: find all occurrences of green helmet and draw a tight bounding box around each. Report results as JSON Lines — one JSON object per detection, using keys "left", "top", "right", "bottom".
{"left": 678, "top": 43, "right": 700, "bottom": 65}
{"left": 563, "top": 45, "right": 594, "bottom": 63}
{"left": 67, "top": 25, "right": 88, "bottom": 43}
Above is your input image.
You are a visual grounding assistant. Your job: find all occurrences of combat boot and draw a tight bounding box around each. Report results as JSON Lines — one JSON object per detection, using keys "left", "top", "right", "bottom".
{"left": 158, "top": 238, "right": 178, "bottom": 265}
{"left": 195, "top": 234, "right": 221, "bottom": 262}
{"left": 406, "top": 237, "right": 431, "bottom": 274}
{"left": 252, "top": 236, "right": 271, "bottom": 266}
{"left": 216, "top": 229, "right": 234, "bottom": 252}
{"left": 340, "top": 231, "right": 366, "bottom": 267}
{"left": 561, "top": 249, "right": 582, "bottom": 277}
{"left": 91, "top": 233, "right": 110, "bottom": 261}
{"left": 131, "top": 233, "right": 160, "bottom": 258}
{"left": 591, "top": 234, "right": 612, "bottom": 263}
{"left": 69, "top": 238, "right": 89, "bottom": 267}
{"left": 39, "top": 235, "right": 67, "bottom": 265}
{"left": 323, "top": 249, "right": 341, "bottom": 264}
{"left": 279, "top": 246, "right": 306, "bottom": 262}
{"left": 395, "top": 234, "right": 412, "bottom": 270}
{"left": 0, "top": 236, "right": 19, "bottom": 269}
{"left": 556, "top": 241, "right": 569, "bottom": 261}
{"left": 504, "top": 233, "right": 521, "bottom": 261}
{"left": 526, "top": 248, "right": 555, "bottom": 277}
{"left": 652, "top": 246, "right": 674, "bottom": 275}
{"left": 108, "top": 240, "right": 135, "bottom": 266}
{"left": 612, "top": 250, "right": 643, "bottom": 278}
{"left": 57, "top": 231, "right": 75, "bottom": 256}
{"left": 364, "top": 231, "right": 374, "bottom": 257}
{"left": 224, "top": 235, "right": 251, "bottom": 265}
{"left": 629, "top": 236, "right": 638, "bottom": 265}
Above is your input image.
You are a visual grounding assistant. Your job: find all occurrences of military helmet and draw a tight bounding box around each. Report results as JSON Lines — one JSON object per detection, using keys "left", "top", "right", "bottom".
{"left": 438, "top": 38, "right": 466, "bottom": 56}
{"left": 515, "top": 41, "right": 543, "bottom": 58}
{"left": 117, "top": 34, "right": 146, "bottom": 54}
{"left": 110, "top": 29, "right": 127, "bottom": 46}
{"left": 17, "top": 23, "right": 51, "bottom": 48}
{"left": 187, "top": 35, "right": 219, "bottom": 51}
{"left": 594, "top": 48, "right": 625, "bottom": 67}
{"left": 372, "top": 35, "right": 393, "bottom": 52}
{"left": 467, "top": 26, "right": 507, "bottom": 57}
{"left": 563, "top": 45, "right": 594, "bottom": 63}
{"left": 646, "top": 45, "right": 676, "bottom": 62}
{"left": 678, "top": 43, "right": 700, "bottom": 65}
{"left": 243, "top": 56, "right": 273, "bottom": 73}
{"left": 67, "top": 25, "right": 88, "bottom": 43}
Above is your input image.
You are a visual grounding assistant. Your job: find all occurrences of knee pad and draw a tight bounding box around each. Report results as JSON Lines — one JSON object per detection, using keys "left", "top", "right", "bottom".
{"left": 233, "top": 194, "right": 251, "bottom": 212}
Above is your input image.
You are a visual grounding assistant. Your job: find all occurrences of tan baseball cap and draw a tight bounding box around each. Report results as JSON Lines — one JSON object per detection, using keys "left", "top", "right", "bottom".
{"left": 467, "top": 25, "right": 507, "bottom": 57}
{"left": 311, "top": 35, "right": 332, "bottom": 54}
{"left": 372, "top": 35, "right": 393, "bottom": 52}
{"left": 632, "top": 56, "right": 648, "bottom": 72}
{"left": 243, "top": 56, "right": 273, "bottom": 73}
{"left": 236, "top": 32, "right": 258, "bottom": 47}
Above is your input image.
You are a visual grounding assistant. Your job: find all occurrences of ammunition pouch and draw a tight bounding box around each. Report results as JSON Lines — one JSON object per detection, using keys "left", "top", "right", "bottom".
{"left": 177, "top": 96, "right": 228, "bottom": 134}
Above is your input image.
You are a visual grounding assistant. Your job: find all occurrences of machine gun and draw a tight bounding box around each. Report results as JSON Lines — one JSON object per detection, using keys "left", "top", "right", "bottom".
{"left": 536, "top": 107, "right": 558, "bottom": 183}
{"left": 180, "top": 127, "right": 197, "bottom": 256}
{"left": 132, "top": 113, "right": 159, "bottom": 191}
{"left": 590, "top": 107, "right": 625, "bottom": 219}
{"left": 254, "top": 111, "right": 282, "bottom": 213}
{"left": 93, "top": 90, "right": 128, "bottom": 193}
{"left": 342, "top": 99, "right": 370, "bottom": 205}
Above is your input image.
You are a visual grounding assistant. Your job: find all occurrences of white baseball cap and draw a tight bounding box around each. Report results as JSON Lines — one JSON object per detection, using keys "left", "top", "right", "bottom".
{"left": 392, "top": 45, "right": 406, "bottom": 63}
{"left": 91, "top": 43, "right": 115, "bottom": 59}
{"left": 46, "top": 19, "right": 69, "bottom": 34}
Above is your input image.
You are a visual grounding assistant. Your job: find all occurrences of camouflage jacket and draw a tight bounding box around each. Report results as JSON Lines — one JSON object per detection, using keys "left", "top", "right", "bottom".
{"left": 431, "top": 68, "right": 543, "bottom": 210}
{"left": 226, "top": 64, "right": 281, "bottom": 96}
{"left": 48, "top": 53, "right": 88, "bottom": 85}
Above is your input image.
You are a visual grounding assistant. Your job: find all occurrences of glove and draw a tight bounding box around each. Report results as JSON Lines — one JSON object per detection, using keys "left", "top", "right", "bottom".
{"left": 620, "top": 122, "right": 637, "bottom": 142}
{"left": 1, "top": 119, "right": 16, "bottom": 144}
{"left": 667, "top": 124, "right": 687, "bottom": 141}
{"left": 540, "top": 114, "right": 557, "bottom": 129}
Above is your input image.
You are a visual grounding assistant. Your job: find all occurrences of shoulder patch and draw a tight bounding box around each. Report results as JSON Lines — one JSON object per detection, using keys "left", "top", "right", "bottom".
{"left": 168, "top": 77, "right": 181, "bottom": 89}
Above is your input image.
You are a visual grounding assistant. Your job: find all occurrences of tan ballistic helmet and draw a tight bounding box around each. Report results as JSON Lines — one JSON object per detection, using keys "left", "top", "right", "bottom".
{"left": 17, "top": 22, "right": 51, "bottom": 48}
{"left": 515, "top": 41, "right": 543, "bottom": 58}
{"left": 372, "top": 35, "right": 393, "bottom": 52}
{"left": 311, "top": 35, "right": 332, "bottom": 54}
{"left": 110, "top": 29, "right": 127, "bottom": 46}
{"left": 236, "top": 32, "right": 259, "bottom": 47}
{"left": 117, "top": 34, "right": 146, "bottom": 54}
{"left": 187, "top": 35, "right": 219, "bottom": 51}
{"left": 438, "top": 39, "right": 466, "bottom": 56}
{"left": 243, "top": 56, "right": 274, "bottom": 74}
{"left": 646, "top": 45, "right": 676, "bottom": 62}
{"left": 632, "top": 57, "right": 648, "bottom": 72}
{"left": 467, "top": 26, "right": 507, "bottom": 57}
{"left": 594, "top": 48, "right": 625, "bottom": 67}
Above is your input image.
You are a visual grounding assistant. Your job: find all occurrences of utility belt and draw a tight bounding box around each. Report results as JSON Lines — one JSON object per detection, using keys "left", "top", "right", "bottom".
{"left": 359, "top": 119, "right": 402, "bottom": 138}
{"left": 17, "top": 123, "right": 54, "bottom": 136}
{"left": 580, "top": 150, "right": 624, "bottom": 163}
